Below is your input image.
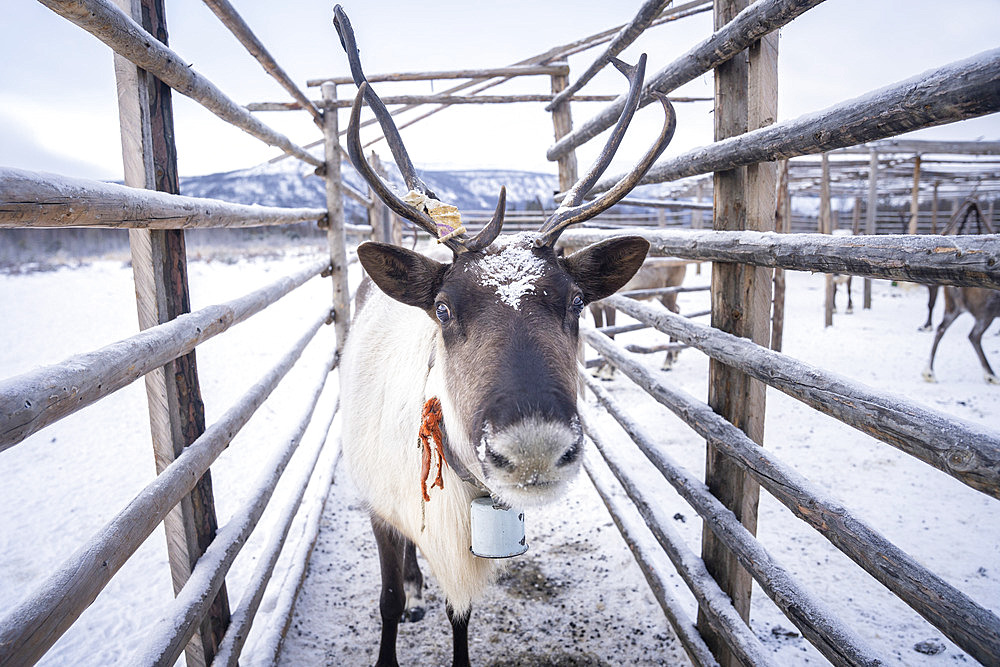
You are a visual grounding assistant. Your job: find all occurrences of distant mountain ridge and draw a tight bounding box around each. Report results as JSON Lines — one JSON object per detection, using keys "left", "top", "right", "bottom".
{"left": 179, "top": 152, "right": 560, "bottom": 225}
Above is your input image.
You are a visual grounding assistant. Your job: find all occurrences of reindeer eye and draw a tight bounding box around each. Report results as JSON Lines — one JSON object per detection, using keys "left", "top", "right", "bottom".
{"left": 571, "top": 294, "right": 585, "bottom": 316}
{"left": 435, "top": 302, "right": 452, "bottom": 324}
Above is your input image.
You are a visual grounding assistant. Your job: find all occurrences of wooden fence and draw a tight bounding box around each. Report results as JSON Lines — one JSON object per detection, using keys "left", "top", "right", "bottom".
{"left": 1, "top": 0, "right": 999, "bottom": 666}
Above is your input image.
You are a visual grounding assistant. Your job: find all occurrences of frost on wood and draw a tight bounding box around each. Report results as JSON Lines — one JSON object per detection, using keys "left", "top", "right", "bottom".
{"left": 473, "top": 232, "right": 549, "bottom": 310}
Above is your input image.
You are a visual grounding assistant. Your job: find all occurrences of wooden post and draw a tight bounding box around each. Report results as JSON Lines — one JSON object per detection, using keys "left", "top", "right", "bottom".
{"left": 864, "top": 150, "right": 878, "bottom": 309}
{"left": 368, "top": 151, "right": 401, "bottom": 245}
{"left": 550, "top": 61, "right": 579, "bottom": 194}
{"left": 111, "top": 0, "right": 228, "bottom": 664}
{"left": 699, "top": 0, "right": 775, "bottom": 663}
{"left": 693, "top": 181, "right": 704, "bottom": 274}
{"left": 908, "top": 154, "right": 922, "bottom": 234}
{"left": 931, "top": 182, "right": 940, "bottom": 234}
{"left": 322, "top": 82, "right": 352, "bottom": 352}
{"left": 852, "top": 196, "right": 862, "bottom": 235}
{"left": 820, "top": 153, "right": 834, "bottom": 327}
{"left": 771, "top": 159, "right": 789, "bottom": 352}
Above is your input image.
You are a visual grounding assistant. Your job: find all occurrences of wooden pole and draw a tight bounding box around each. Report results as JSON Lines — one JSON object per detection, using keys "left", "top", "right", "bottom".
{"left": 931, "top": 182, "right": 940, "bottom": 234}
{"left": 908, "top": 154, "right": 922, "bottom": 234}
{"left": 820, "top": 153, "right": 834, "bottom": 327}
{"left": 771, "top": 160, "right": 789, "bottom": 351}
{"left": 864, "top": 150, "right": 878, "bottom": 309}
{"left": 322, "top": 83, "right": 352, "bottom": 354}
{"left": 693, "top": 181, "right": 704, "bottom": 274}
{"left": 111, "top": 1, "right": 228, "bottom": 663}
{"left": 699, "top": 1, "right": 775, "bottom": 662}
{"left": 550, "top": 62, "right": 579, "bottom": 193}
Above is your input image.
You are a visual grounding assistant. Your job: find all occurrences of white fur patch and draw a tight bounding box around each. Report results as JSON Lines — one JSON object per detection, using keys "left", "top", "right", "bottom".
{"left": 473, "top": 232, "right": 547, "bottom": 310}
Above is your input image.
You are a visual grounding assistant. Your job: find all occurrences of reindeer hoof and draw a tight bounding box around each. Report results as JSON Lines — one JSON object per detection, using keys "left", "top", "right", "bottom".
{"left": 845, "top": 306, "right": 854, "bottom": 314}
{"left": 402, "top": 605, "right": 426, "bottom": 623}
{"left": 985, "top": 373, "right": 1000, "bottom": 385}
{"left": 917, "top": 324, "right": 933, "bottom": 332}
{"left": 921, "top": 368, "right": 936, "bottom": 383}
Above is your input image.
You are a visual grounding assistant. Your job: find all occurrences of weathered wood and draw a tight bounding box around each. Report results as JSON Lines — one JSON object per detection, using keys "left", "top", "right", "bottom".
{"left": 578, "top": 336, "right": 885, "bottom": 666}
{"left": 603, "top": 293, "right": 1000, "bottom": 499}
{"left": 312, "top": 64, "right": 569, "bottom": 86}
{"left": 550, "top": 63, "right": 579, "bottom": 193}
{"left": 0, "top": 167, "right": 326, "bottom": 229}
{"left": 617, "top": 196, "right": 715, "bottom": 210}
{"left": 864, "top": 150, "right": 878, "bottom": 308}
{"left": 0, "top": 258, "right": 329, "bottom": 452}
{"left": 547, "top": 0, "right": 825, "bottom": 161}
{"left": 112, "top": 1, "right": 228, "bottom": 657}
{"left": 201, "top": 0, "right": 321, "bottom": 124}
{"left": 582, "top": 405, "right": 779, "bottom": 667}
{"left": 581, "top": 437, "right": 725, "bottom": 667}
{"left": 253, "top": 93, "right": 636, "bottom": 110}
{"left": 698, "top": 3, "right": 773, "bottom": 658}
{"left": 590, "top": 48, "right": 1000, "bottom": 192}
{"left": 0, "top": 309, "right": 330, "bottom": 667}
{"left": 583, "top": 328, "right": 1000, "bottom": 664}
{"left": 771, "top": 159, "right": 790, "bottom": 351}
{"left": 546, "top": 0, "right": 673, "bottom": 111}
{"left": 558, "top": 228, "right": 1000, "bottom": 290}
{"left": 322, "top": 82, "right": 352, "bottom": 353}
{"left": 907, "top": 154, "right": 923, "bottom": 234}
{"left": 133, "top": 344, "right": 337, "bottom": 666}
{"left": 821, "top": 153, "right": 834, "bottom": 327}
{"left": 213, "top": 399, "right": 340, "bottom": 667}
{"left": 620, "top": 284, "right": 710, "bottom": 298}
{"left": 832, "top": 139, "right": 1000, "bottom": 156}
{"left": 37, "top": 0, "right": 322, "bottom": 167}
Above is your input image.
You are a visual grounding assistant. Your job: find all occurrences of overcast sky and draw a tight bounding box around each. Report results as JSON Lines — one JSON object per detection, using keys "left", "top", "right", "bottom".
{"left": 2, "top": 0, "right": 998, "bottom": 182}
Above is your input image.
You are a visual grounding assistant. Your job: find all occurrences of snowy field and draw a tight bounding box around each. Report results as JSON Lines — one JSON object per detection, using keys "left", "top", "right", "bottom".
{"left": 1, "top": 252, "right": 998, "bottom": 665}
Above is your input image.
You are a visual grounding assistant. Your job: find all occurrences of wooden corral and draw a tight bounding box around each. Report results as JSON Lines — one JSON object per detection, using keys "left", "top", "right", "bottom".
{"left": 1, "top": 0, "right": 999, "bottom": 666}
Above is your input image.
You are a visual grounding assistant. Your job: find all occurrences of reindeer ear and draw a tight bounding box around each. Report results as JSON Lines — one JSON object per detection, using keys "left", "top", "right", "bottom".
{"left": 357, "top": 242, "right": 447, "bottom": 310}
{"left": 561, "top": 236, "right": 649, "bottom": 304}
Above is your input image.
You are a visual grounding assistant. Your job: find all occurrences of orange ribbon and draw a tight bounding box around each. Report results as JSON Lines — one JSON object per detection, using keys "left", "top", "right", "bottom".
{"left": 418, "top": 397, "right": 447, "bottom": 502}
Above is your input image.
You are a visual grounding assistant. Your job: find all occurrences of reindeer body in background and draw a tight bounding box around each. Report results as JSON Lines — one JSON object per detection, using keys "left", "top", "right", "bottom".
{"left": 332, "top": 7, "right": 676, "bottom": 666}
{"left": 922, "top": 286, "right": 1000, "bottom": 384}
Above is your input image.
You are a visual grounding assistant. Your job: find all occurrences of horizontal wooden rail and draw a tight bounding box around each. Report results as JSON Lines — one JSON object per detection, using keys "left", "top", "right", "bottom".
{"left": 0, "top": 167, "right": 327, "bottom": 229}
{"left": 619, "top": 284, "right": 711, "bottom": 299}
{"left": 309, "top": 64, "right": 570, "bottom": 87}
{"left": 0, "top": 257, "right": 330, "bottom": 452}
{"left": 590, "top": 48, "right": 1000, "bottom": 190}
{"left": 201, "top": 0, "right": 322, "bottom": 125}
{"left": 548, "top": 0, "right": 826, "bottom": 160}
{"left": 578, "top": 369, "right": 885, "bottom": 666}
{"left": 213, "top": 401, "right": 340, "bottom": 666}
{"left": 560, "top": 229, "right": 1000, "bottom": 290}
{"left": 250, "top": 94, "right": 708, "bottom": 110}
{"left": 603, "top": 294, "right": 1000, "bottom": 499}
{"left": 582, "top": 446, "right": 722, "bottom": 667}
{"left": 134, "top": 345, "right": 338, "bottom": 665}
{"left": 37, "top": 0, "right": 322, "bottom": 167}
{"left": 0, "top": 309, "right": 331, "bottom": 666}
{"left": 582, "top": 329, "right": 1000, "bottom": 663}
{"left": 582, "top": 410, "right": 773, "bottom": 667}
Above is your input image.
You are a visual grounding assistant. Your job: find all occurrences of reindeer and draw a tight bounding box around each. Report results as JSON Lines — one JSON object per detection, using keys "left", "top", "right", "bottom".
{"left": 922, "top": 286, "right": 1000, "bottom": 384}
{"left": 332, "top": 7, "right": 676, "bottom": 667}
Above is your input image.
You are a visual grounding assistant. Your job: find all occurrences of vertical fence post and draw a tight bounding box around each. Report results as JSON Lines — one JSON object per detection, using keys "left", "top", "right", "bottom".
{"left": 550, "top": 62, "right": 579, "bottom": 194}
{"left": 864, "top": 149, "right": 878, "bottom": 309}
{"left": 931, "top": 182, "right": 940, "bottom": 234}
{"left": 111, "top": 0, "right": 229, "bottom": 663}
{"left": 322, "top": 83, "right": 352, "bottom": 352}
{"left": 699, "top": 1, "right": 776, "bottom": 663}
{"left": 908, "top": 154, "right": 922, "bottom": 235}
{"left": 820, "top": 153, "right": 834, "bottom": 327}
{"left": 771, "top": 159, "right": 789, "bottom": 352}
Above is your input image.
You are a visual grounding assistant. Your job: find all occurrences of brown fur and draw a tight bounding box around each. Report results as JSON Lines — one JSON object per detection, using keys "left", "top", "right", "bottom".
{"left": 923, "top": 286, "right": 1000, "bottom": 384}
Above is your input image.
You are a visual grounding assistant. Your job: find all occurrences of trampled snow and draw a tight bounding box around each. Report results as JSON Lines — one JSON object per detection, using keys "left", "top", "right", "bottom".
{"left": 1, "top": 254, "right": 998, "bottom": 665}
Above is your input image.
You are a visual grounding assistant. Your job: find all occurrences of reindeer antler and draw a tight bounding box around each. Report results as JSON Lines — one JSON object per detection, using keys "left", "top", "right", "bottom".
{"left": 535, "top": 55, "right": 676, "bottom": 248}
{"left": 333, "top": 5, "right": 506, "bottom": 254}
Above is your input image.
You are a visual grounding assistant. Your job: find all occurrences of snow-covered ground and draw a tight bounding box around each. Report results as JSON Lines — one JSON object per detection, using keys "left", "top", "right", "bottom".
{"left": 1, "top": 253, "right": 998, "bottom": 665}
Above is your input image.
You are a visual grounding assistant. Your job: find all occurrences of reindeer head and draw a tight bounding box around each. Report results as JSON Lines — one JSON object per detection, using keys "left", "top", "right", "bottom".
{"left": 334, "top": 6, "right": 675, "bottom": 507}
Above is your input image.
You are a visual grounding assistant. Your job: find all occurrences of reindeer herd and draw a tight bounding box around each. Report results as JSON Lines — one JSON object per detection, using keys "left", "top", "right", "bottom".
{"left": 326, "top": 6, "right": 996, "bottom": 666}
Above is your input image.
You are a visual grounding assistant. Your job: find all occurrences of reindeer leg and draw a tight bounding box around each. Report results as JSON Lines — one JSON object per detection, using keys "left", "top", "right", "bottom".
{"left": 597, "top": 306, "right": 617, "bottom": 380}
{"left": 371, "top": 517, "right": 406, "bottom": 667}
{"left": 660, "top": 294, "right": 681, "bottom": 370}
{"left": 968, "top": 317, "right": 1000, "bottom": 384}
{"left": 919, "top": 286, "right": 939, "bottom": 331}
{"left": 923, "top": 305, "right": 960, "bottom": 382}
{"left": 401, "top": 540, "right": 425, "bottom": 622}
{"left": 845, "top": 277, "right": 854, "bottom": 314}
{"left": 447, "top": 603, "right": 471, "bottom": 667}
